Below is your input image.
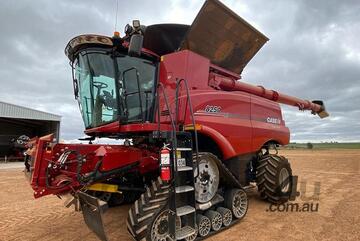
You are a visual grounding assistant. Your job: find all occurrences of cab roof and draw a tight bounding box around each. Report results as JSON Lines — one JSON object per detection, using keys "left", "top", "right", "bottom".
{"left": 65, "top": 0, "right": 268, "bottom": 74}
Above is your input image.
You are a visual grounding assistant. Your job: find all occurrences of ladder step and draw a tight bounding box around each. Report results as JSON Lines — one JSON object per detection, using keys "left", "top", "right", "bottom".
{"left": 176, "top": 205, "right": 195, "bottom": 216}
{"left": 177, "top": 166, "right": 193, "bottom": 172}
{"left": 175, "top": 185, "right": 194, "bottom": 193}
{"left": 176, "top": 226, "right": 196, "bottom": 240}
{"left": 176, "top": 147, "right": 192, "bottom": 151}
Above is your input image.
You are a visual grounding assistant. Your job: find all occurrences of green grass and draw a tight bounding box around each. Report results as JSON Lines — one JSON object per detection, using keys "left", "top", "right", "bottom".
{"left": 284, "top": 142, "right": 360, "bottom": 149}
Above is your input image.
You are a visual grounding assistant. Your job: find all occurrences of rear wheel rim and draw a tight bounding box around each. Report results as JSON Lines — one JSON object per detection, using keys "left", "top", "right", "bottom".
{"left": 279, "top": 168, "right": 290, "bottom": 193}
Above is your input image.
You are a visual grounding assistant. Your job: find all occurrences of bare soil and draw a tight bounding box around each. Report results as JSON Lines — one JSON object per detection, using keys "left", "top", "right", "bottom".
{"left": 0, "top": 149, "right": 359, "bottom": 241}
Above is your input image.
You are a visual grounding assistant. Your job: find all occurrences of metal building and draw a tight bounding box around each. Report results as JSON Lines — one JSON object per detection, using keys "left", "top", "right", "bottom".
{"left": 0, "top": 101, "right": 61, "bottom": 160}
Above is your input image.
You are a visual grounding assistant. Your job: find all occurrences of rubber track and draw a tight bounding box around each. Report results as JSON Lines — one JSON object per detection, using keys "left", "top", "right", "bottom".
{"left": 126, "top": 177, "right": 170, "bottom": 241}
{"left": 127, "top": 153, "right": 244, "bottom": 240}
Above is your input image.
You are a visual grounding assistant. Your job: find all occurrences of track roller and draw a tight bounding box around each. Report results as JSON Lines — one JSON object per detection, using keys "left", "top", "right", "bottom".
{"left": 216, "top": 207, "right": 232, "bottom": 227}
{"left": 224, "top": 188, "right": 248, "bottom": 219}
{"left": 196, "top": 214, "right": 211, "bottom": 237}
{"left": 204, "top": 210, "right": 222, "bottom": 231}
{"left": 185, "top": 224, "right": 198, "bottom": 241}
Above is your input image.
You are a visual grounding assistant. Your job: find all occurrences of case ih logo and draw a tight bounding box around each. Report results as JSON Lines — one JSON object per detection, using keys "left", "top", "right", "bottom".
{"left": 266, "top": 117, "right": 281, "bottom": 124}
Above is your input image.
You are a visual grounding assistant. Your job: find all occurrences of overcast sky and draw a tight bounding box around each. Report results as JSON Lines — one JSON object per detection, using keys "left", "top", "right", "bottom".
{"left": 0, "top": 0, "right": 359, "bottom": 142}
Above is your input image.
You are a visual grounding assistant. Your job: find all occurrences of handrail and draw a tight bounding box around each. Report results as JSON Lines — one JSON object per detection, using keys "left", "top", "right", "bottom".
{"left": 122, "top": 67, "right": 144, "bottom": 122}
{"left": 156, "top": 83, "right": 177, "bottom": 134}
{"left": 155, "top": 79, "right": 200, "bottom": 176}
{"left": 175, "top": 78, "right": 200, "bottom": 178}
{"left": 156, "top": 83, "right": 178, "bottom": 173}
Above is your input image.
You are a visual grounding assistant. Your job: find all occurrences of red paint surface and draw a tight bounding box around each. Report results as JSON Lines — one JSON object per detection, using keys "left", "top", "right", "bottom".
{"left": 159, "top": 50, "right": 289, "bottom": 157}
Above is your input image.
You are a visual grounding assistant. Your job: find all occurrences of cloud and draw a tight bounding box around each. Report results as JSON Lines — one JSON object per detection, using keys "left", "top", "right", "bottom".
{"left": 0, "top": 0, "right": 359, "bottom": 142}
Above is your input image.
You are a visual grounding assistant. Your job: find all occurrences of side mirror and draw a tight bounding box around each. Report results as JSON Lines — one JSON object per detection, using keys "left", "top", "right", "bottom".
{"left": 128, "top": 34, "right": 143, "bottom": 57}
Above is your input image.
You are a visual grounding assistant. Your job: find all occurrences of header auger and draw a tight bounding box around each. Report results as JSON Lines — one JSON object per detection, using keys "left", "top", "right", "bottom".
{"left": 24, "top": 0, "right": 328, "bottom": 240}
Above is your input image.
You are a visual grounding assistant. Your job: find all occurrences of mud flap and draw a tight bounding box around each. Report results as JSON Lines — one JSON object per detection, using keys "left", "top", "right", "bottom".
{"left": 78, "top": 191, "right": 109, "bottom": 241}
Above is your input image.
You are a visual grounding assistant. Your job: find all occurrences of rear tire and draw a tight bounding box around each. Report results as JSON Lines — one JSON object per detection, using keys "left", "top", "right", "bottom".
{"left": 256, "top": 154, "right": 293, "bottom": 204}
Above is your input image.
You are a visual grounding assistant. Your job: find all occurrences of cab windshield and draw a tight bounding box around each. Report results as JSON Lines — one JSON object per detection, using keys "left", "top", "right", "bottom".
{"left": 74, "top": 49, "right": 156, "bottom": 128}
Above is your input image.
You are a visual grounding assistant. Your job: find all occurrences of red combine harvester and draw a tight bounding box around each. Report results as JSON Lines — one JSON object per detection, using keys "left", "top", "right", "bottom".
{"left": 25, "top": 0, "right": 328, "bottom": 240}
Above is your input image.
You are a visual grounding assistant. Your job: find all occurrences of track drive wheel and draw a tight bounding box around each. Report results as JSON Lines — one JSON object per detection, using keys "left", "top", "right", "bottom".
{"left": 127, "top": 177, "right": 175, "bottom": 241}
{"left": 256, "top": 154, "right": 293, "bottom": 204}
{"left": 224, "top": 188, "right": 248, "bottom": 219}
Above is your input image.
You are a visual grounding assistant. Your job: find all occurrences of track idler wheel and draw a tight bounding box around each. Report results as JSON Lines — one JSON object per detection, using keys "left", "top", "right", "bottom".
{"left": 225, "top": 188, "right": 248, "bottom": 219}
{"left": 196, "top": 214, "right": 211, "bottom": 237}
{"left": 204, "top": 210, "right": 222, "bottom": 231}
{"left": 216, "top": 207, "right": 232, "bottom": 227}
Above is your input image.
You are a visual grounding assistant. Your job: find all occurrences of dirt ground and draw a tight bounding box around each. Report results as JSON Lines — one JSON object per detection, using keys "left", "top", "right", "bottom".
{"left": 0, "top": 149, "right": 359, "bottom": 241}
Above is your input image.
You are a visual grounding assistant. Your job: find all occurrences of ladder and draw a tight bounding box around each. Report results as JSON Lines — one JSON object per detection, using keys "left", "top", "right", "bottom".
{"left": 155, "top": 79, "right": 198, "bottom": 240}
{"left": 169, "top": 132, "right": 197, "bottom": 240}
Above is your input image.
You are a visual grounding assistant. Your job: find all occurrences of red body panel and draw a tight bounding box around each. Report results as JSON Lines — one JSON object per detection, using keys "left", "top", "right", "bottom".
{"left": 159, "top": 50, "right": 289, "bottom": 159}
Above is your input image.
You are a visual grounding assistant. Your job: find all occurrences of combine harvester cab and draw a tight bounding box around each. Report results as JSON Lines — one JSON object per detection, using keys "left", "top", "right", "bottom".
{"left": 24, "top": 0, "right": 328, "bottom": 241}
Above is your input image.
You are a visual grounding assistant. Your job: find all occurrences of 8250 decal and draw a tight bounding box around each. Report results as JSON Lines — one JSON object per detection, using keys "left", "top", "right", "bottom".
{"left": 205, "top": 105, "right": 221, "bottom": 113}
